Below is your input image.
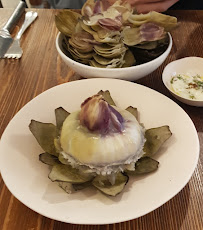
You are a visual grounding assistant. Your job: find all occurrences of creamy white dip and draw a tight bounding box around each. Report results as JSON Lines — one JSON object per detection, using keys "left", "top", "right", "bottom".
{"left": 171, "top": 74, "right": 203, "bottom": 101}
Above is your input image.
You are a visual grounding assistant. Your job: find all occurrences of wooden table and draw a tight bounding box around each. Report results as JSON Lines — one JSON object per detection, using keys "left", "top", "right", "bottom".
{"left": 0, "top": 9, "right": 202, "bottom": 230}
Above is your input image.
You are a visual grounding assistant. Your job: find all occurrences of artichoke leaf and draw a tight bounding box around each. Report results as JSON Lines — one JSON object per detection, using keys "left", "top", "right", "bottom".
{"left": 91, "top": 24, "right": 104, "bottom": 32}
{"left": 122, "top": 26, "right": 141, "bottom": 46}
{"left": 68, "top": 44, "right": 93, "bottom": 58}
{"left": 58, "top": 181, "right": 75, "bottom": 194}
{"left": 128, "top": 11, "right": 177, "bottom": 31}
{"left": 126, "top": 157, "right": 159, "bottom": 175}
{"left": 93, "top": 54, "right": 120, "bottom": 65}
{"left": 125, "top": 106, "right": 138, "bottom": 120}
{"left": 134, "top": 40, "right": 160, "bottom": 50}
{"left": 69, "top": 31, "right": 94, "bottom": 53}
{"left": 89, "top": 59, "right": 106, "bottom": 68}
{"left": 39, "top": 152, "right": 60, "bottom": 166}
{"left": 49, "top": 164, "right": 94, "bottom": 184}
{"left": 79, "top": 20, "right": 97, "bottom": 35}
{"left": 90, "top": 58, "right": 124, "bottom": 68}
{"left": 54, "top": 138, "right": 63, "bottom": 153}
{"left": 68, "top": 44, "right": 94, "bottom": 62}
{"left": 68, "top": 52, "right": 91, "bottom": 64}
{"left": 82, "top": 1, "right": 121, "bottom": 27}
{"left": 83, "top": 14, "right": 104, "bottom": 26}
{"left": 55, "top": 107, "right": 70, "bottom": 131}
{"left": 92, "top": 173, "right": 129, "bottom": 196}
{"left": 94, "top": 44, "right": 126, "bottom": 58}
{"left": 74, "top": 21, "right": 83, "bottom": 33}
{"left": 80, "top": 20, "right": 121, "bottom": 43}
{"left": 55, "top": 10, "right": 81, "bottom": 37}
{"left": 58, "top": 152, "right": 69, "bottom": 165}
{"left": 128, "top": 12, "right": 154, "bottom": 27}
{"left": 134, "top": 35, "right": 169, "bottom": 50}
{"left": 81, "top": 0, "right": 95, "bottom": 17}
{"left": 122, "top": 49, "right": 136, "bottom": 67}
{"left": 97, "top": 29, "right": 120, "bottom": 40}
{"left": 73, "top": 181, "right": 92, "bottom": 191}
{"left": 69, "top": 38, "right": 93, "bottom": 54}
{"left": 29, "top": 120, "right": 59, "bottom": 156}
{"left": 144, "top": 125, "right": 172, "bottom": 156}
{"left": 93, "top": 42, "right": 124, "bottom": 52}
{"left": 97, "top": 90, "right": 116, "bottom": 106}
{"left": 94, "top": 34, "right": 121, "bottom": 44}
{"left": 123, "top": 21, "right": 169, "bottom": 46}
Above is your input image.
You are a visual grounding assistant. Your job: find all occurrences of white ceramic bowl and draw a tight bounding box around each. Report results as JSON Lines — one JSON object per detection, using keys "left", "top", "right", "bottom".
{"left": 56, "top": 32, "right": 172, "bottom": 81}
{"left": 162, "top": 57, "right": 203, "bottom": 107}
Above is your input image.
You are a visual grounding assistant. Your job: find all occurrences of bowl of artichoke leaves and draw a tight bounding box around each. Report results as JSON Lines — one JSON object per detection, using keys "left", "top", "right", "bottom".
{"left": 55, "top": 0, "right": 177, "bottom": 81}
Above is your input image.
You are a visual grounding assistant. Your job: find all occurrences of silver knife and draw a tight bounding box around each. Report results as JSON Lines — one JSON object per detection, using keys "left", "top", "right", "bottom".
{"left": 0, "top": 1, "right": 25, "bottom": 58}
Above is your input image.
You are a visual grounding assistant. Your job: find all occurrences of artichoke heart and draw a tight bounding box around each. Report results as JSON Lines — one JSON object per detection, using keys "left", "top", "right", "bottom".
{"left": 60, "top": 95, "right": 146, "bottom": 175}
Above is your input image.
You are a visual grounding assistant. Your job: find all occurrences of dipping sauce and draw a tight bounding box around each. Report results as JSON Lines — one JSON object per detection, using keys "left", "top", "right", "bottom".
{"left": 171, "top": 74, "right": 203, "bottom": 101}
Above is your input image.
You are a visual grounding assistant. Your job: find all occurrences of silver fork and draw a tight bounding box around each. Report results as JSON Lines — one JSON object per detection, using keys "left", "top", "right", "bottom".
{"left": 4, "top": 11, "right": 38, "bottom": 59}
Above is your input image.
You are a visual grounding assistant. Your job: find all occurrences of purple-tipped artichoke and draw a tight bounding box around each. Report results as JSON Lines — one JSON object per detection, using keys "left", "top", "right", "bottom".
{"left": 80, "top": 94, "right": 124, "bottom": 134}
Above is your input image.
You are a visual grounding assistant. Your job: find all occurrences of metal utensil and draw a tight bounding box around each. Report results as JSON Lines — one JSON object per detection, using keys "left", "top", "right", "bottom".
{"left": 0, "top": 1, "right": 25, "bottom": 58}
{"left": 4, "top": 11, "right": 38, "bottom": 59}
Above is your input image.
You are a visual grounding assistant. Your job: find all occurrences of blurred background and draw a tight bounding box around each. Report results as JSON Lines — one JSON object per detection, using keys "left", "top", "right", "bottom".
{"left": 1, "top": 0, "right": 50, "bottom": 8}
{"left": 0, "top": 0, "right": 86, "bottom": 9}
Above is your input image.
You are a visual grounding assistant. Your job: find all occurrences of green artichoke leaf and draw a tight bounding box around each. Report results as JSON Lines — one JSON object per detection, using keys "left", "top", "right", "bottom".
{"left": 81, "top": 0, "right": 95, "bottom": 17}
{"left": 128, "top": 11, "right": 177, "bottom": 31}
{"left": 49, "top": 164, "right": 94, "bottom": 184}
{"left": 97, "top": 90, "right": 116, "bottom": 106}
{"left": 69, "top": 31, "right": 94, "bottom": 53}
{"left": 73, "top": 181, "right": 92, "bottom": 191}
{"left": 55, "top": 107, "right": 70, "bottom": 131}
{"left": 122, "top": 26, "right": 141, "bottom": 46}
{"left": 94, "top": 43, "right": 127, "bottom": 58}
{"left": 55, "top": 10, "right": 81, "bottom": 37}
{"left": 39, "top": 152, "right": 60, "bottom": 166}
{"left": 122, "top": 49, "right": 136, "bottom": 67}
{"left": 125, "top": 106, "right": 138, "bottom": 120}
{"left": 58, "top": 181, "right": 75, "bottom": 194}
{"left": 92, "top": 173, "right": 129, "bottom": 196}
{"left": 144, "top": 125, "right": 172, "bottom": 156}
{"left": 89, "top": 59, "right": 106, "bottom": 68}
{"left": 126, "top": 157, "right": 159, "bottom": 175}
{"left": 92, "top": 53, "right": 125, "bottom": 68}
{"left": 80, "top": 20, "right": 121, "bottom": 43}
{"left": 29, "top": 120, "right": 59, "bottom": 156}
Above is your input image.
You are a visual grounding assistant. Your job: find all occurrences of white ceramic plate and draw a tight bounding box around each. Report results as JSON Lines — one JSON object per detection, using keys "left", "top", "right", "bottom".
{"left": 0, "top": 79, "right": 199, "bottom": 225}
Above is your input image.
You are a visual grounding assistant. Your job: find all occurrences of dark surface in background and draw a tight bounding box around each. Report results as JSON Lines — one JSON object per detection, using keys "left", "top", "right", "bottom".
{"left": 170, "top": 0, "right": 203, "bottom": 10}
